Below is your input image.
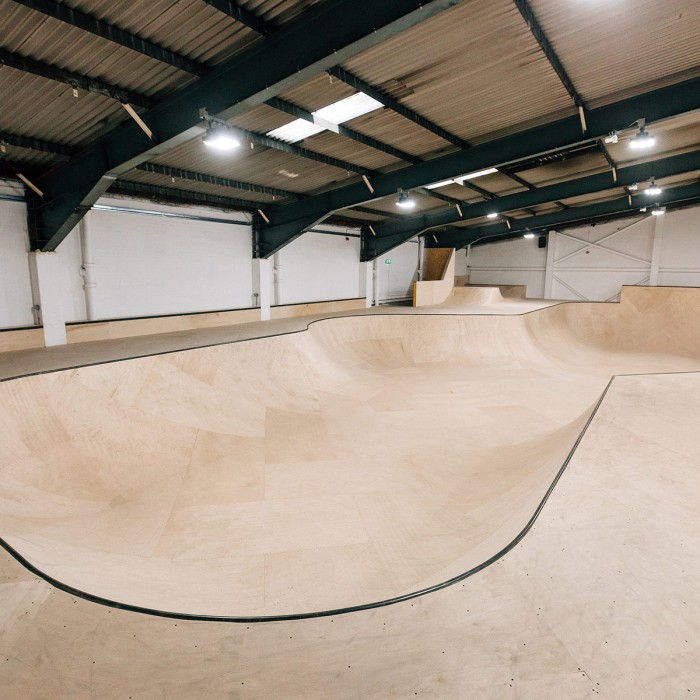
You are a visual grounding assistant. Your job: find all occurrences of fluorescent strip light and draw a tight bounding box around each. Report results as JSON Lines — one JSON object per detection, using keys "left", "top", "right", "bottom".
{"left": 424, "top": 179, "right": 456, "bottom": 190}
{"left": 457, "top": 167, "right": 498, "bottom": 182}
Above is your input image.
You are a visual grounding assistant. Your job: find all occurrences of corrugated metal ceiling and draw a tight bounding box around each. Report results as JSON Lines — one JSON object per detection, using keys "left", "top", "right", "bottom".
{"left": 528, "top": 0, "right": 700, "bottom": 108}
{"left": 0, "top": 0, "right": 699, "bottom": 228}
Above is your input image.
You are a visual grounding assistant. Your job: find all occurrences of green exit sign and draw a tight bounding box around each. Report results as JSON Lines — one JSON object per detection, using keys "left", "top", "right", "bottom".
{"left": 385, "top": 258, "right": 392, "bottom": 265}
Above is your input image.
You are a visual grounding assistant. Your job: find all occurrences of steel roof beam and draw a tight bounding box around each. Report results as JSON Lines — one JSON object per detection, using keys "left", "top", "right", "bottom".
{"left": 266, "top": 96, "right": 420, "bottom": 164}
{"left": 134, "top": 163, "right": 302, "bottom": 200}
{"left": 513, "top": 0, "right": 583, "bottom": 111}
{"left": 0, "top": 48, "right": 156, "bottom": 109}
{"left": 259, "top": 76, "right": 700, "bottom": 256}
{"left": 0, "top": 130, "right": 76, "bottom": 157}
{"left": 202, "top": 0, "right": 276, "bottom": 37}
{"left": 429, "top": 180, "right": 700, "bottom": 249}
{"left": 26, "top": 0, "right": 462, "bottom": 251}
{"left": 108, "top": 180, "right": 265, "bottom": 211}
{"left": 327, "top": 66, "right": 466, "bottom": 148}
{"left": 359, "top": 148, "right": 700, "bottom": 259}
{"left": 10, "top": 0, "right": 207, "bottom": 76}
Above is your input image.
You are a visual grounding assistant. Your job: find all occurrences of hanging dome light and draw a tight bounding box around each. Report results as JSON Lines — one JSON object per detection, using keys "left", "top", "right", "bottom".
{"left": 203, "top": 125, "right": 239, "bottom": 151}
{"left": 396, "top": 188, "right": 416, "bottom": 209}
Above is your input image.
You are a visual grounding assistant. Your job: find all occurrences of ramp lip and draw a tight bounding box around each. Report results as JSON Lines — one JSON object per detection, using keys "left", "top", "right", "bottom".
{"left": 0, "top": 302, "right": 580, "bottom": 384}
{"left": 0, "top": 374, "right": 618, "bottom": 623}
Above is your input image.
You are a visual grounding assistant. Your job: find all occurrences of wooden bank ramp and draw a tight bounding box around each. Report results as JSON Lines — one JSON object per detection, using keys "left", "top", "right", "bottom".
{"left": 1, "top": 286, "right": 700, "bottom": 620}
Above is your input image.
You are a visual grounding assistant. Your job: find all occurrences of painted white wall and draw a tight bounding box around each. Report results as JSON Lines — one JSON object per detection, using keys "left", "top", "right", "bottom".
{"left": 274, "top": 229, "right": 362, "bottom": 305}
{"left": 466, "top": 206, "right": 700, "bottom": 301}
{"left": 0, "top": 190, "right": 34, "bottom": 328}
{"left": 467, "top": 236, "right": 547, "bottom": 297}
{"left": 87, "top": 203, "right": 252, "bottom": 318}
{"left": 376, "top": 238, "right": 419, "bottom": 302}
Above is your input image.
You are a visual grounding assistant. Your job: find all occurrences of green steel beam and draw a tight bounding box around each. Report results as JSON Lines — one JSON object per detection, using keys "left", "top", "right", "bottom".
{"left": 261, "top": 76, "right": 700, "bottom": 257}
{"left": 201, "top": 0, "right": 276, "bottom": 37}
{"left": 327, "top": 66, "right": 466, "bottom": 148}
{"left": 358, "top": 149, "right": 700, "bottom": 259}
{"left": 0, "top": 130, "right": 76, "bottom": 157}
{"left": 134, "top": 163, "right": 302, "bottom": 200}
{"left": 0, "top": 48, "right": 156, "bottom": 109}
{"left": 10, "top": 0, "right": 208, "bottom": 76}
{"left": 27, "top": 0, "right": 464, "bottom": 251}
{"left": 266, "top": 96, "right": 420, "bottom": 164}
{"left": 429, "top": 180, "right": 700, "bottom": 250}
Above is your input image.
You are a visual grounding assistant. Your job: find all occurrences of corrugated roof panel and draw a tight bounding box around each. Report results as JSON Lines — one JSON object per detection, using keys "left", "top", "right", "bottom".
{"left": 299, "top": 130, "right": 401, "bottom": 172}
{"left": 342, "top": 0, "right": 575, "bottom": 145}
{"left": 528, "top": 0, "right": 700, "bottom": 107}
{"left": 120, "top": 169, "right": 277, "bottom": 205}
{"left": 0, "top": 0, "right": 193, "bottom": 97}
{"left": 61, "top": 0, "right": 262, "bottom": 67}
{"left": 0, "top": 145, "right": 62, "bottom": 168}
{"left": 148, "top": 136, "right": 360, "bottom": 194}
{"left": 279, "top": 73, "right": 356, "bottom": 112}
{"left": 230, "top": 104, "right": 294, "bottom": 135}
{"left": 345, "top": 109, "right": 452, "bottom": 160}
{"left": 0, "top": 66, "right": 126, "bottom": 146}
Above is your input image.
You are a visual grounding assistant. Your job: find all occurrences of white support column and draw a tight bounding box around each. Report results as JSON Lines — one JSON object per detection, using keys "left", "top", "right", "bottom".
{"left": 28, "top": 252, "right": 67, "bottom": 346}
{"left": 253, "top": 258, "right": 272, "bottom": 321}
{"left": 79, "top": 217, "right": 97, "bottom": 320}
{"left": 372, "top": 258, "right": 379, "bottom": 307}
{"left": 544, "top": 230, "right": 556, "bottom": 299}
{"left": 649, "top": 213, "right": 666, "bottom": 287}
{"left": 363, "top": 261, "right": 373, "bottom": 307}
{"left": 272, "top": 252, "right": 281, "bottom": 306}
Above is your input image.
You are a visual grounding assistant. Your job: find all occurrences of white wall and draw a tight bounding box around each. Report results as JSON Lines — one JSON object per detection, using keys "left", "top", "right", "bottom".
{"left": 274, "top": 229, "right": 362, "bottom": 305}
{"left": 467, "top": 236, "right": 547, "bottom": 297}
{"left": 88, "top": 202, "right": 253, "bottom": 318}
{"left": 466, "top": 205, "right": 700, "bottom": 301}
{"left": 0, "top": 187, "right": 34, "bottom": 328}
{"left": 376, "top": 238, "right": 419, "bottom": 302}
{"left": 0, "top": 191, "right": 375, "bottom": 329}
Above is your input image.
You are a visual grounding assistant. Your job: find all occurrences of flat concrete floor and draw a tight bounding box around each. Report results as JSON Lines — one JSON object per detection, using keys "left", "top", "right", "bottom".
{"left": 1, "top": 286, "right": 699, "bottom": 696}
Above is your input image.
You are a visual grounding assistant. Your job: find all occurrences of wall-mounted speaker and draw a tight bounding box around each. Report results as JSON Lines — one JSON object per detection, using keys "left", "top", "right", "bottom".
{"left": 538, "top": 236, "right": 547, "bottom": 249}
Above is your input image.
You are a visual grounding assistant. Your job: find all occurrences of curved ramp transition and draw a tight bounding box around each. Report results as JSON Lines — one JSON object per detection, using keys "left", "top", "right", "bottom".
{"left": 1, "top": 286, "right": 700, "bottom": 618}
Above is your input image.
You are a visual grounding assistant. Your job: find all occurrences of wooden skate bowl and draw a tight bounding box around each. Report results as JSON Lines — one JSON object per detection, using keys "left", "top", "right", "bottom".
{"left": 1, "top": 286, "right": 699, "bottom": 620}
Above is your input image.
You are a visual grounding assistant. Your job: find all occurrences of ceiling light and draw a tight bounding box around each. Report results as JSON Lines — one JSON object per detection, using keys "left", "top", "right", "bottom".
{"left": 524, "top": 232, "right": 535, "bottom": 239}
{"left": 645, "top": 178, "right": 662, "bottom": 196}
{"left": 203, "top": 125, "right": 239, "bottom": 150}
{"left": 604, "top": 132, "right": 619, "bottom": 144}
{"left": 396, "top": 189, "right": 416, "bottom": 210}
{"left": 486, "top": 212, "right": 498, "bottom": 219}
{"left": 629, "top": 125, "right": 655, "bottom": 150}
{"left": 628, "top": 182, "right": 638, "bottom": 191}
{"left": 651, "top": 206, "right": 665, "bottom": 216}
{"left": 456, "top": 167, "right": 498, "bottom": 182}
{"left": 424, "top": 179, "right": 456, "bottom": 190}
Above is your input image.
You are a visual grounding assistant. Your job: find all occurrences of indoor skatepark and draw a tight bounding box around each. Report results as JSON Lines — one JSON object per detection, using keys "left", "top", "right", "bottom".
{"left": 2, "top": 285, "right": 700, "bottom": 696}
{"left": 2, "top": 0, "right": 700, "bottom": 696}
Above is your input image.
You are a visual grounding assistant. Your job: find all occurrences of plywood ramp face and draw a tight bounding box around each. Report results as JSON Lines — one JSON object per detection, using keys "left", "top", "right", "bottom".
{"left": 1, "top": 288, "right": 700, "bottom": 618}
{"left": 3, "top": 370, "right": 699, "bottom": 698}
